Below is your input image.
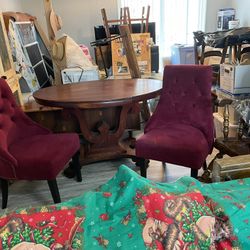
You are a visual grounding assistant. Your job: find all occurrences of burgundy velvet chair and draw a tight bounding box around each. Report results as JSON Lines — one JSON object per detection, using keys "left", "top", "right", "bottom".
{"left": 0, "top": 78, "right": 81, "bottom": 209}
{"left": 136, "top": 65, "right": 214, "bottom": 178}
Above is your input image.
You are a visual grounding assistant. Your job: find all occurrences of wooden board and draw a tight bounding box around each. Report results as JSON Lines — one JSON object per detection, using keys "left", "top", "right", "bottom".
{"left": 0, "top": 13, "right": 23, "bottom": 105}
{"left": 111, "top": 33, "right": 151, "bottom": 77}
{"left": 0, "top": 13, "right": 16, "bottom": 80}
{"left": 212, "top": 154, "right": 250, "bottom": 182}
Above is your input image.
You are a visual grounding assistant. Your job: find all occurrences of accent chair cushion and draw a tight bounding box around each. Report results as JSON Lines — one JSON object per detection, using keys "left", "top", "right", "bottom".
{"left": 8, "top": 133, "right": 80, "bottom": 180}
{"left": 136, "top": 123, "right": 210, "bottom": 169}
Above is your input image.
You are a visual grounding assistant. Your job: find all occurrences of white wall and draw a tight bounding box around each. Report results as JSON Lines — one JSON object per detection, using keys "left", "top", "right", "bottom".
{"left": 17, "top": 0, "right": 118, "bottom": 55}
{"left": 232, "top": 0, "right": 250, "bottom": 26}
{"left": 2, "top": 0, "right": 248, "bottom": 51}
{"left": 0, "top": 0, "right": 22, "bottom": 11}
{"left": 2, "top": 0, "right": 231, "bottom": 41}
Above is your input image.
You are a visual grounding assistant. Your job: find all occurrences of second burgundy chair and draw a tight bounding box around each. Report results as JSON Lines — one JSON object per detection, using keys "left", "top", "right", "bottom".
{"left": 136, "top": 65, "right": 214, "bottom": 178}
{"left": 0, "top": 78, "right": 81, "bottom": 209}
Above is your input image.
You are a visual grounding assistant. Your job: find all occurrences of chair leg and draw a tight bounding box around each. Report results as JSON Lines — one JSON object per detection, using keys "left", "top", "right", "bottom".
{"left": 1, "top": 179, "right": 8, "bottom": 209}
{"left": 72, "top": 151, "right": 82, "bottom": 182}
{"left": 202, "top": 161, "right": 207, "bottom": 171}
{"left": 191, "top": 169, "right": 198, "bottom": 179}
{"left": 63, "top": 151, "right": 82, "bottom": 182}
{"left": 136, "top": 158, "right": 149, "bottom": 178}
{"left": 47, "top": 180, "right": 61, "bottom": 204}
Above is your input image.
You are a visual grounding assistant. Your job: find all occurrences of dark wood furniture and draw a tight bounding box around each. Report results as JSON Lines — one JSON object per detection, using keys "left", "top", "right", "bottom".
{"left": 22, "top": 101, "right": 80, "bottom": 134}
{"left": 212, "top": 154, "right": 250, "bottom": 182}
{"left": 33, "top": 79, "right": 162, "bottom": 165}
{"left": 201, "top": 98, "right": 250, "bottom": 182}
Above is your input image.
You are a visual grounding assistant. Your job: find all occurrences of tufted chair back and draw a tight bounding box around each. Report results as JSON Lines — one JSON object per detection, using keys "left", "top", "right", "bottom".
{"left": 0, "top": 78, "right": 81, "bottom": 208}
{"left": 145, "top": 65, "right": 214, "bottom": 152}
{"left": 136, "top": 65, "right": 214, "bottom": 178}
{"left": 0, "top": 78, "right": 49, "bottom": 178}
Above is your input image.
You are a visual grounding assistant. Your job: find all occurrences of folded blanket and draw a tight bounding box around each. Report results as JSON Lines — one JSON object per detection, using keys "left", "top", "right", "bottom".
{"left": 0, "top": 165, "right": 249, "bottom": 250}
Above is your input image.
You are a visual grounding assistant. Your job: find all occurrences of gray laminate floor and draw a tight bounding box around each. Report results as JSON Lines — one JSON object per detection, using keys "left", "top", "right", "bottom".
{"left": 2, "top": 153, "right": 215, "bottom": 211}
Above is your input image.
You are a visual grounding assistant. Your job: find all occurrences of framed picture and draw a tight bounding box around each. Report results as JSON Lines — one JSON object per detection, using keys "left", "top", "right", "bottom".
{"left": 0, "top": 13, "right": 16, "bottom": 80}
{"left": 111, "top": 33, "right": 151, "bottom": 77}
{"left": 15, "top": 21, "right": 36, "bottom": 46}
{"left": 0, "top": 13, "right": 23, "bottom": 105}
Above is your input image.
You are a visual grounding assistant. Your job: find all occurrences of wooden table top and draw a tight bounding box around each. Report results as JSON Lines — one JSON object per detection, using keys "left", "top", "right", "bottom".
{"left": 33, "top": 78, "right": 162, "bottom": 109}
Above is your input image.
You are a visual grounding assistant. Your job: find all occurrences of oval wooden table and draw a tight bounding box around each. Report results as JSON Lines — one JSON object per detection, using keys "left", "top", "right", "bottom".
{"left": 33, "top": 78, "right": 162, "bottom": 168}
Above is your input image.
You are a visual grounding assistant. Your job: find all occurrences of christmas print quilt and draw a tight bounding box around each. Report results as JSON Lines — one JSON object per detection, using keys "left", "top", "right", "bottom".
{"left": 0, "top": 165, "right": 250, "bottom": 249}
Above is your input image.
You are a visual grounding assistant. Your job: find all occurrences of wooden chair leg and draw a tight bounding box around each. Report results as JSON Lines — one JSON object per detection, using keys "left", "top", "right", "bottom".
{"left": 72, "top": 151, "right": 82, "bottom": 182}
{"left": 191, "top": 169, "right": 198, "bottom": 179}
{"left": 63, "top": 151, "right": 82, "bottom": 182}
{"left": 47, "top": 180, "right": 61, "bottom": 204}
{"left": 202, "top": 161, "right": 207, "bottom": 171}
{"left": 1, "top": 179, "right": 8, "bottom": 209}
{"left": 136, "top": 158, "right": 149, "bottom": 178}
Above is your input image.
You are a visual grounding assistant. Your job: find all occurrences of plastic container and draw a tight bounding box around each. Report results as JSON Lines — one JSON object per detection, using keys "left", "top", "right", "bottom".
{"left": 171, "top": 44, "right": 195, "bottom": 65}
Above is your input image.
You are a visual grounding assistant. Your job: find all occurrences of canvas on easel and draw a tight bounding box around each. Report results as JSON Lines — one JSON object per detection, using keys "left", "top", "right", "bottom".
{"left": 15, "top": 21, "right": 49, "bottom": 89}
{"left": 111, "top": 33, "right": 151, "bottom": 77}
{"left": 0, "top": 13, "right": 23, "bottom": 105}
{"left": 0, "top": 13, "right": 15, "bottom": 80}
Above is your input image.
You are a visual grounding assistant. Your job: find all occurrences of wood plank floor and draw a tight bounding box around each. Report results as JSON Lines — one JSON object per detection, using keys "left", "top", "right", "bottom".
{"left": 2, "top": 152, "right": 215, "bottom": 211}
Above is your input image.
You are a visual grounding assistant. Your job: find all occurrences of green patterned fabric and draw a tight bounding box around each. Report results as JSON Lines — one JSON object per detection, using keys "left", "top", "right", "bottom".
{"left": 1, "top": 165, "right": 250, "bottom": 249}
{"left": 65, "top": 165, "right": 249, "bottom": 249}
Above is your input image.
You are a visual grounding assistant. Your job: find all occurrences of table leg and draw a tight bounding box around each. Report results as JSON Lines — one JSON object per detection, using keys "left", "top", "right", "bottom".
{"left": 70, "top": 104, "right": 139, "bottom": 164}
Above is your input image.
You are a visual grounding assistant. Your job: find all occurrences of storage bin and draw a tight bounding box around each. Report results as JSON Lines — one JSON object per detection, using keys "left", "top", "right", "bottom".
{"left": 171, "top": 44, "right": 195, "bottom": 65}
{"left": 61, "top": 66, "right": 99, "bottom": 84}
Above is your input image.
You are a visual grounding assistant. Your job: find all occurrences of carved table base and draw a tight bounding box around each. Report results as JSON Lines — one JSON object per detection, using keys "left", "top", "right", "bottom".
{"left": 70, "top": 104, "right": 140, "bottom": 165}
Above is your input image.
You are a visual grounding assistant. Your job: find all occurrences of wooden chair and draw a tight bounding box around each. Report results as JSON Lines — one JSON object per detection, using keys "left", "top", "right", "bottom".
{"left": 194, "top": 32, "right": 223, "bottom": 87}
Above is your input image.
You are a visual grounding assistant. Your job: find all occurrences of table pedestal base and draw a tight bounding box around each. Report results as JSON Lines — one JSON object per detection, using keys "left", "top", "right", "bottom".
{"left": 71, "top": 104, "right": 140, "bottom": 165}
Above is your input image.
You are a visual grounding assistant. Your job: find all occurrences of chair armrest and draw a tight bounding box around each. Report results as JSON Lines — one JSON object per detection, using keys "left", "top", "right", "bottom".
{"left": 214, "top": 98, "right": 233, "bottom": 108}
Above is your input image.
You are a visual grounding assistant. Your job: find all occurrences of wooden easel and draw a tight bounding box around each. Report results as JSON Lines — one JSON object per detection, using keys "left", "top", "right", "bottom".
{"left": 43, "top": 0, "right": 63, "bottom": 85}
{"left": 123, "top": 6, "right": 150, "bottom": 33}
{"left": 101, "top": 6, "right": 150, "bottom": 38}
{"left": 119, "top": 25, "right": 141, "bottom": 78}
{"left": 101, "top": 8, "right": 152, "bottom": 135}
{"left": 119, "top": 25, "right": 151, "bottom": 120}
{"left": 118, "top": 7, "right": 151, "bottom": 120}
{"left": 101, "top": 6, "right": 151, "bottom": 78}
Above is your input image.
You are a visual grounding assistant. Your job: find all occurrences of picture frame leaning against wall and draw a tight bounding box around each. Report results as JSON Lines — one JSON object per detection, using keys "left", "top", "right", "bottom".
{"left": 0, "top": 12, "right": 23, "bottom": 105}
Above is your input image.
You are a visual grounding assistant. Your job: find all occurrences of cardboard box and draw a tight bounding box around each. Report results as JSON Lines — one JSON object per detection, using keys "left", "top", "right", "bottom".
{"left": 61, "top": 66, "right": 99, "bottom": 84}
{"left": 220, "top": 64, "right": 250, "bottom": 94}
{"left": 217, "top": 8, "right": 235, "bottom": 31}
